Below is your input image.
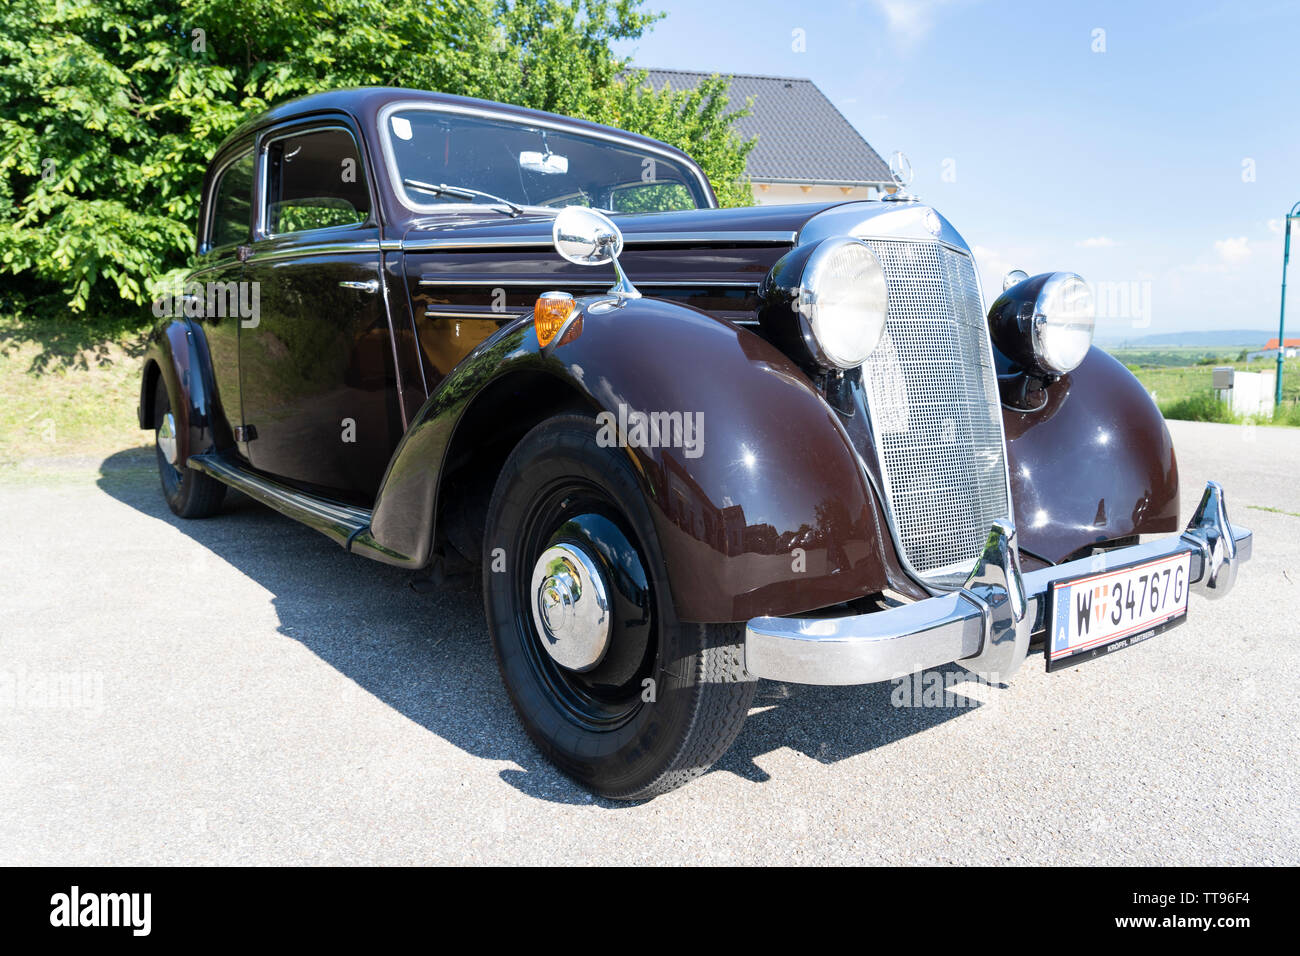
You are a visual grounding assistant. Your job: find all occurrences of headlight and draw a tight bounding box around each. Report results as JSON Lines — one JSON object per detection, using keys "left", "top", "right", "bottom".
{"left": 758, "top": 237, "right": 888, "bottom": 370}
{"left": 988, "top": 271, "right": 1096, "bottom": 375}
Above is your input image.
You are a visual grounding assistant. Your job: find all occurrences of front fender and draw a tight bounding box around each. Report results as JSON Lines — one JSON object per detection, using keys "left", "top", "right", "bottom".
{"left": 1005, "top": 347, "right": 1180, "bottom": 563}
{"left": 370, "top": 297, "right": 905, "bottom": 622}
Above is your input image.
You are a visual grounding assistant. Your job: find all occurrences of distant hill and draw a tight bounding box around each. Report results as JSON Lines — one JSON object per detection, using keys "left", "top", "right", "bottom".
{"left": 1098, "top": 330, "right": 1277, "bottom": 349}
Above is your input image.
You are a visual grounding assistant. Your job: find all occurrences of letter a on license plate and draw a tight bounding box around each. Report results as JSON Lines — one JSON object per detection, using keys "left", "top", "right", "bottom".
{"left": 1045, "top": 552, "right": 1192, "bottom": 672}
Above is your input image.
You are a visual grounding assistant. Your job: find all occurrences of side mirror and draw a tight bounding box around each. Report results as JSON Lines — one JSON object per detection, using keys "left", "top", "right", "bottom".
{"left": 553, "top": 206, "right": 622, "bottom": 265}
{"left": 552, "top": 206, "right": 639, "bottom": 299}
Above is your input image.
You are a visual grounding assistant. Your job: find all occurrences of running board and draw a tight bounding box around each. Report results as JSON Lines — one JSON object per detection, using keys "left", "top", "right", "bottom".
{"left": 189, "top": 453, "right": 370, "bottom": 546}
{"left": 188, "top": 454, "right": 420, "bottom": 568}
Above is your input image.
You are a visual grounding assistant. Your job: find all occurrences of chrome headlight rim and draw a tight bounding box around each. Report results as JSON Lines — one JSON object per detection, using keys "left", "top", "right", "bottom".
{"left": 1030, "top": 272, "right": 1095, "bottom": 374}
{"left": 794, "top": 237, "right": 888, "bottom": 370}
{"left": 989, "top": 270, "right": 1096, "bottom": 377}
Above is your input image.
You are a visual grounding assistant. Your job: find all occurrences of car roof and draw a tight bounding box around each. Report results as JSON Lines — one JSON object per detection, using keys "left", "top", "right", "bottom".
{"left": 213, "top": 87, "right": 694, "bottom": 166}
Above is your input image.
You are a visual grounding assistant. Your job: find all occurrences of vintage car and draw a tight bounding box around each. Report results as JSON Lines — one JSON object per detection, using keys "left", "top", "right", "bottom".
{"left": 141, "top": 87, "right": 1252, "bottom": 799}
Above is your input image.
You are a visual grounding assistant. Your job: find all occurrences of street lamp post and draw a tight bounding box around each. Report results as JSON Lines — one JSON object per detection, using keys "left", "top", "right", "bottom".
{"left": 1277, "top": 200, "right": 1300, "bottom": 407}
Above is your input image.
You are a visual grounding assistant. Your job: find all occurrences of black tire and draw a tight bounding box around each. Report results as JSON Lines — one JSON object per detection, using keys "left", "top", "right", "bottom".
{"left": 483, "top": 413, "right": 756, "bottom": 800}
{"left": 153, "top": 378, "right": 226, "bottom": 519}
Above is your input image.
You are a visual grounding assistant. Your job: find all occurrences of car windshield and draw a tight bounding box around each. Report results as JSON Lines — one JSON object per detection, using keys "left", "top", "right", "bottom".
{"left": 384, "top": 108, "right": 710, "bottom": 214}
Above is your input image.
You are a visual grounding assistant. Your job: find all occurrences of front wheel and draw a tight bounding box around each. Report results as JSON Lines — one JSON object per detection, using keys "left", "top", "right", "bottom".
{"left": 483, "top": 414, "right": 756, "bottom": 800}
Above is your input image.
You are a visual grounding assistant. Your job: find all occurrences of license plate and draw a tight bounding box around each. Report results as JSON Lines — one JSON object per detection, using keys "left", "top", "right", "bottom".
{"left": 1045, "top": 552, "right": 1192, "bottom": 672}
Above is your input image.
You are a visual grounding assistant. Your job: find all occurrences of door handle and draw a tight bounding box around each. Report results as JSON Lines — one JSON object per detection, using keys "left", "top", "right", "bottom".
{"left": 339, "top": 279, "right": 380, "bottom": 294}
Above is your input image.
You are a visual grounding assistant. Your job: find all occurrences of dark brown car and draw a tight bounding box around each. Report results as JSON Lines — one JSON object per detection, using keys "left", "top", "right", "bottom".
{"left": 140, "top": 87, "right": 1252, "bottom": 798}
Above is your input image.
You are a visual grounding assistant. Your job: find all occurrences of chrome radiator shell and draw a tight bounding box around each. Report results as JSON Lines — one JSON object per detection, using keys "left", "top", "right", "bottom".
{"left": 859, "top": 239, "right": 1012, "bottom": 587}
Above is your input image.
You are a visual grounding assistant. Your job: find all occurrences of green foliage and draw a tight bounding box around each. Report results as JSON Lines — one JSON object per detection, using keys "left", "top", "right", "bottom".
{"left": 1273, "top": 402, "right": 1300, "bottom": 428}
{"left": 1158, "top": 391, "right": 1238, "bottom": 424}
{"left": 0, "top": 0, "right": 753, "bottom": 320}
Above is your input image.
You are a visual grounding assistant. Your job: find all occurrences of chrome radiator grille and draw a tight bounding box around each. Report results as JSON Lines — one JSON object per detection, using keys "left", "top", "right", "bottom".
{"left": 860, "top": 240, "right": 1010, "bottom": 584}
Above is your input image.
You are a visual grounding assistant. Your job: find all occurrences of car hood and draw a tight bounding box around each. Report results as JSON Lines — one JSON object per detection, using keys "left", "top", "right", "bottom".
{"left": 397, "top": 199, "right": 973, "bottom": 325}
{"left": 401, "top": 199, "right": 971, "bottom": 254}
{"left": 401, "top": 200, "right": 834, "bottom": 247}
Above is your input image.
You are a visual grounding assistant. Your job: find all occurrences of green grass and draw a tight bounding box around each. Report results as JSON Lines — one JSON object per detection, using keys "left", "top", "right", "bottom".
{"left": 0, "top": 311, "right": 152, "bottom": 466}
{"left": 1248, "top": 504, "right": 1300, "bottom": 519}
{"left": 1108, "top": 350, "right": 1300, "bottom": 427}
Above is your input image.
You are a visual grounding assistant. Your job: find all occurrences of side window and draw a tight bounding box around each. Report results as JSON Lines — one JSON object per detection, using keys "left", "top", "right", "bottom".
{"left": 209, "top": 151, "right": 254, "bottom": 250}
{"left": 265, "top": 128, "right": 370, "bottom": 236}
{"left": 608, "top": 181, "right": 696, "bottom": 213}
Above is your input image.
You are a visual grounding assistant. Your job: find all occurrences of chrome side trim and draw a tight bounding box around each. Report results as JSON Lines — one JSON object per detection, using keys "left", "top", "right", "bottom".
{"left": 401, "top": 231, "right": 795, "bottom": 252}
{"left": 417, "top": 277, "right": 761, "bottom": 288}
{"left": 424, "top": 309, "right": 529, "bottom": 321}
{"left": 243, "top": 240, "right": 382, "bottom": 264}
{"left": 744, "top": 481, "right": 1251, "bottom": 686}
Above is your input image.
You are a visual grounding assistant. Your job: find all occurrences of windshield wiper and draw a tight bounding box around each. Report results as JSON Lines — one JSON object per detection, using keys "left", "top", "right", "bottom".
{"left": 403, "top": 178, "right": 525, "bottom": 217}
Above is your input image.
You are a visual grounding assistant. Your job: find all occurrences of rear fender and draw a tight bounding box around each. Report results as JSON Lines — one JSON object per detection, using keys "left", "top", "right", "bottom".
{"left": 138, "top": 318, "right": 231, "bottom": 464}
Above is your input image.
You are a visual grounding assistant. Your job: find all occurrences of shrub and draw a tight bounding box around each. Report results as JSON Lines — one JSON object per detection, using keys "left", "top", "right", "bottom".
{"left": 1159, "top": 391, "right": 1238, "bottom": 424}
{"left": 0, "top": 0, "right": 753, "bottom": 322}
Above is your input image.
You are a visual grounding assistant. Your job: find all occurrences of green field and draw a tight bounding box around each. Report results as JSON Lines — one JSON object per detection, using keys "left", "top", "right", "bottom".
{"left": 1106, "top": 347, "right": 1300, "bottom": 427}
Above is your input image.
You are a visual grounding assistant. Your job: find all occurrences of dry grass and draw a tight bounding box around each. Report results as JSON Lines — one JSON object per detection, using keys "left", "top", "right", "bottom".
{"left": 0, "top": 312, "right": 152, "bottom": 466}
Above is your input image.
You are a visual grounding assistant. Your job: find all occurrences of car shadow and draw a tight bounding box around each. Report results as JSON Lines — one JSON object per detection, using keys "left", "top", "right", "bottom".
{"left": 97, "top": 448, "right": 1015, "bottom": 806}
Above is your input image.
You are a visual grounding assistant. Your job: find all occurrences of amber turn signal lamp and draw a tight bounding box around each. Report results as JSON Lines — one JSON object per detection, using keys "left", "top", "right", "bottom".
{"left": 535, "top": 291, "right": 578, "bottom": 348}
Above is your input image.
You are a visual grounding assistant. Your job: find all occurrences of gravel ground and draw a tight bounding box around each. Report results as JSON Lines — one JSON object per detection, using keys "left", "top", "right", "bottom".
{"left": 1, "top": 419, "right": 1296, "bottom": 865}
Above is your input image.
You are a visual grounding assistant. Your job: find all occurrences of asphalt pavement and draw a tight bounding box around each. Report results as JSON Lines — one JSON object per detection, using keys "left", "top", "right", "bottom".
{"left": 1, "top": 419, "right": 1296, "bottom": 864}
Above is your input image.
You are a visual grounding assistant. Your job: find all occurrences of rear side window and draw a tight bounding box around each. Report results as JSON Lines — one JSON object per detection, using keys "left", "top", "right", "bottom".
{"left": 209, "top": 151, "right": 254, "bottom": 250}
{"left": 265, "top": 127, "right": 370, "bottom": 235}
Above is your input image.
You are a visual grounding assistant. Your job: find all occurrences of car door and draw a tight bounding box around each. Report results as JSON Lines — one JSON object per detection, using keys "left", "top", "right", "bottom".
{"left": 190, "top": 145, "right": 255, "bottom": 460}
{"left": 239, "top": 120, "right": 400, "bottom": 505}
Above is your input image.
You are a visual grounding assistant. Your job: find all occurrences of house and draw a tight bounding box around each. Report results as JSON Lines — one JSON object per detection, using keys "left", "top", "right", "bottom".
{"left": 638, "top": 68, "right": 897, "bottom": 205}
{"left": 1246, "top": 337, "right": 1300, "bottom": 362}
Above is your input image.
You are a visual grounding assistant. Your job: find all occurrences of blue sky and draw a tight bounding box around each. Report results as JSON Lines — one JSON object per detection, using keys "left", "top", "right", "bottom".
{"left": 614, "top": 0, "right": 1300, "bottom": 339}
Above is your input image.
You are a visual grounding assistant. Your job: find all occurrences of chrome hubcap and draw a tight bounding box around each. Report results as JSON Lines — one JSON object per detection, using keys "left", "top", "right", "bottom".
{"left": 157, "top": 412, "right": 179, "bottom": 466}
{"left": 530, "top": 543, "right": 611, "bottom": 672}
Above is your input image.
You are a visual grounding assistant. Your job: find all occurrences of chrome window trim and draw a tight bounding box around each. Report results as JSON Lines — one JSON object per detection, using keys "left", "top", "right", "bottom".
{"left": 375, "top": 99, "right": 718, "bottom": 216}
{"left": 256, "top": 121, "right": 375, "bottom": 241}
{"left": 200, "top": 147, "right": 256, "bottom": 256}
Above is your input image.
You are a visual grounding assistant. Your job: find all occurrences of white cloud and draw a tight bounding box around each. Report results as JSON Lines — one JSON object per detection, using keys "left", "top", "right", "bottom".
{"left": 870, "top": 0, "right": 959, "bottom": 46}
{"left": 1077, "top": 236, "right": 1116, "bottom": 248}
{"left": 1267, "top": 219, "right": 1284, "bottom": 235}
{"left": 971, "top": 244, "right": 1022, "bottom": 295}
{"left": 1214, "top": 236, "right": 1252, "bottom": 264}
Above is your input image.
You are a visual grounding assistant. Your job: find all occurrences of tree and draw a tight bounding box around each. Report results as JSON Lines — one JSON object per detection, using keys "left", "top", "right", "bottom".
{"left": 0, "top": 0, "right": 752, "bottom": 320}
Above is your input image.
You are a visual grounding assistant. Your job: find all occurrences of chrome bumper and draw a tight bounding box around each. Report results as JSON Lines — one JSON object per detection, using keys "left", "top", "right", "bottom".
{"left": 744, "top": 481, "right": 1252, "bottom": 685}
